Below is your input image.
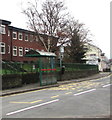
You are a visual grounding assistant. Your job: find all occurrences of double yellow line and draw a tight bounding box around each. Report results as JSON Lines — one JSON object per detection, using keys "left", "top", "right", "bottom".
{"left": 10, "top": 100, "right": 43, "bottom": 104}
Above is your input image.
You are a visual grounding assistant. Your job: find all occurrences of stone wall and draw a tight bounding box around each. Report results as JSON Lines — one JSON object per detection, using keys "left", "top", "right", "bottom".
{"left": 2, "top": 69, "right": 98, "bottom": 89}
{"left": 2, "top": 74, "right": 22, "bottom": 89}
{"left": 57, "top": 70, "right": 98, "bottom": 81}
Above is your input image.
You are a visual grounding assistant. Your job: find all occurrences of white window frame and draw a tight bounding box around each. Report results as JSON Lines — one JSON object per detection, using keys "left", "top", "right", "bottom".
{"left": 8, "top": 30, "right": 10, "bottom": 36}
{"left": 13, "top": 46, "right": 17, "bottom": 56}
{"left": 8, "top": 45, "right": 10, "bottom": 54}
{"left": 0, "top": 25, "right": 6, "bottom": 34}
{"left": 13, "top": 32, "right": 17, "bottom": 39}
{"left": 18, "top": 33, "right": 23, "bottom": 40}
{"left": 25, "top": 34, "right": 28, "bottom": 41}
{"left": 19, "top": 47, "right": 23, "bottom": 56}
{"left": 25, "top": 48, "right": 29, "bottom": 53}
{"left": 41, "top": 49, "right": 44, "bottom": 52}
{"left": 0, "top": 42, "right": 5, "bottom": 54}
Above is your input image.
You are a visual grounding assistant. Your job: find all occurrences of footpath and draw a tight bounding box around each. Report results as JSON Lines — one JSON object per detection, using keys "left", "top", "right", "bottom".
{"left": 1, "top": 72, "right": 111, "bottom": 97}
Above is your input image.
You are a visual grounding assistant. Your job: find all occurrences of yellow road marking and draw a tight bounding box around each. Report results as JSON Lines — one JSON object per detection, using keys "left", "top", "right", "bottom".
{"left": 77, "top": 89, "right": 83, "bottom": 91}
{"left": 51, "top": 95, "right": 59, "bottom": 98}
{"left": 2, "top": 74, "right": 111, "bottom": 98}
{"left": 65, "top": 92, "right": 72, "bottom": 94}
{"left": 10, "top": 101, "right": 31, "bottom": 104}
{"left": 10, "top": 99, "right": 43, "bottom": 104}
{"left": 30, "top": 100, "right": 43, "bottom": 104}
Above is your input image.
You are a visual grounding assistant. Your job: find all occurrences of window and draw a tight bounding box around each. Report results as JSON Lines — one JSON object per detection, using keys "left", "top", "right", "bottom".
{"left": 0, "top": 25, "right": 6, "bottom": 34}
{"left": 90, "top": 54, "right": 96, "bottom": 56}
{"left": 19, "top": 47, "right": 23, "bottom": 56}
{"left": 0, "top": 42, "right": 5, "bottom": 54}
{"left": 8, "top": 45, "right": 10, "bottom": 54}
{"left": 25, "top": 34, "right": 28, "bottom": 41}
{"left": 25, "top": 48, "right": 29, "bottom": 53}
{"left": 8, "top": 30, "right": 10, "bottom": 36}
{"left": 30, "top": 48, "right": 34, "bottom": 50}
{"left": 83, "top": 47, "right": 88, "bottom": 51}
{"left": 13, "top": 32, "right": 17, "bottom": 39}
{"left": 41, "top": 49, "right": 44, "bottom": 52}
{"left": 13, "top": 46, "right": 17, "bottom": 56}
{"left": 18, "top": 33, "right": 23, "bottom": 40}
{"left": 30, "top": 35, "right": 34, "bottom": 42}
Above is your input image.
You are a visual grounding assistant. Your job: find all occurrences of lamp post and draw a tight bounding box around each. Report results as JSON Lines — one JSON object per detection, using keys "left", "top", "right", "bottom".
{"left": 59, "top": 45, "right": 64, "bottom": 68}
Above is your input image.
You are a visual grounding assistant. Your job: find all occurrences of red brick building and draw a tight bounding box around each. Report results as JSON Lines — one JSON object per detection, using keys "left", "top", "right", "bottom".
{"left": 0, "top": 19, "right": 47, "bottom": 62}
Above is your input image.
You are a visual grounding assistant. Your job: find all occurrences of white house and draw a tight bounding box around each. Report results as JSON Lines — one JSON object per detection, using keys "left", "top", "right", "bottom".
{"left": 84, "top": 43, "right": 109, "bottom": 71}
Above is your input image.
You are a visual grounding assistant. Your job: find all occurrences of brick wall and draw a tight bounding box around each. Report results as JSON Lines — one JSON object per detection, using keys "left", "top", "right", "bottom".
{"left": 1, "top": 20, "right": 46, "bottom": 62}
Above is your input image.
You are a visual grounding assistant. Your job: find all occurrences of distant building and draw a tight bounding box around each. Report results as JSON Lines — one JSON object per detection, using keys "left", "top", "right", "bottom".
{"left": 0, "top": 19, "right": 49, "bottom": 62}
{"left": 108, "top": 59, "right": 112, "bottom": 72}
{"left": 84, "top": 43, "right": 109, "bottom": 71}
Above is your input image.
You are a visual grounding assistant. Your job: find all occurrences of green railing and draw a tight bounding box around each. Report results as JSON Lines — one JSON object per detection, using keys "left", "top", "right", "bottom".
{"left": 2, "top": 62, "right": 39, "bottom": 75}
{"left": 61, "top": 63, "right": 98, "bottom": 71}
{"left": 1, "top": 62, "right": 98, "bottom": 75}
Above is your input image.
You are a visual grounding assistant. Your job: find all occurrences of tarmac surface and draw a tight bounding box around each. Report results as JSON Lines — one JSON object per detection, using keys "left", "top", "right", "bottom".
{"left": 1, "top": 72, "right": 111, "bottom": 97}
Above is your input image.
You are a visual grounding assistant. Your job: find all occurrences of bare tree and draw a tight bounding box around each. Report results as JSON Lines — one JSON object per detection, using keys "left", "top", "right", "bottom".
{"left": 22, "top": 0, "right": 68, "bottom": 52}
{"left": 22, "top": 0, "right": 92, "bottom": 63}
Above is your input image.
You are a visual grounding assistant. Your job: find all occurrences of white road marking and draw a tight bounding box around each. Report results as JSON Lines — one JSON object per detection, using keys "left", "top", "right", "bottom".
{"left": 6, "top": 99, "right": 59, "bottom": 116}
{"left": 102, "top": 84, "right": 111, "bottom": 88}
{"left": 74, "top": 89, "right": 96, "bottom": 96}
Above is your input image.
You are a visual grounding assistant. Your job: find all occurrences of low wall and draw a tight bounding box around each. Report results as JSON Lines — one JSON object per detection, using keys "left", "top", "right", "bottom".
{"left": 22, "top": 72, "right": 39, "bottom": 84}
{"left": 57, "top": 70, "right": 98, "bottom": 81}
{"left": 2, "top": 73, "right": 40, "bottom": 90}
{"left": 2, "top": 74, "right": 22, "bottom": 90}
{"left": 2, "top": 69, "right": 98, "bottom": 89}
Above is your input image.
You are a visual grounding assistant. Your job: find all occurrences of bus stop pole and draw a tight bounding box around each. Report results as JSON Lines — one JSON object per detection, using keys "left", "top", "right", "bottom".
{"left": 39, "top": 58, "right": 42, "bottom": 86}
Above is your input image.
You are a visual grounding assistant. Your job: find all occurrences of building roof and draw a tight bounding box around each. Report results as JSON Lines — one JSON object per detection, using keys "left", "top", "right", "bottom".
{"left": 25, "top": 50, "right": 56, "bottom": 57}
{"left": 85, "top": 43, "right": 102, "bottom": 52}
{"left": 8, "top": 26, "right": 58, "bottom": 40}
{"left": 0, "top": 19, "right": 11, "bottom": 25}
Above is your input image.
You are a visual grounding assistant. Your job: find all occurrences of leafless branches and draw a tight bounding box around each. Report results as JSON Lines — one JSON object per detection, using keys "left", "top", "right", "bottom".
{"left": 22, "top": 0, "right": 91, "bottom": 58}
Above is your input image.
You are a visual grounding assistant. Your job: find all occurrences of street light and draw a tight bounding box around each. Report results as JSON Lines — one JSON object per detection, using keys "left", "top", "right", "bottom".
{"left": 59, "top": 45, "right": 64, "bottom": 68}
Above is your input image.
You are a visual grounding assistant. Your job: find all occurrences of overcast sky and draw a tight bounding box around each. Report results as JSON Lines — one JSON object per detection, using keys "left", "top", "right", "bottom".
{"left": 0, "top": 0, "right": 111, "bottom": 58}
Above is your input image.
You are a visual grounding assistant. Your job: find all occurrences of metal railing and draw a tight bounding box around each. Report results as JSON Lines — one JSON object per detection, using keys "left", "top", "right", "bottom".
{"left": 1, "top": 62, "right": 98, "bottom": 75}
{"left": 61, "top": 63, "right": 98, "bottom": 71}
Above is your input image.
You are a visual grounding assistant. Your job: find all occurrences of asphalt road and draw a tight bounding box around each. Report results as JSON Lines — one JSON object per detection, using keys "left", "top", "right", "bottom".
{"left": 2, "top": 74, "right": 111, "bottom": 118}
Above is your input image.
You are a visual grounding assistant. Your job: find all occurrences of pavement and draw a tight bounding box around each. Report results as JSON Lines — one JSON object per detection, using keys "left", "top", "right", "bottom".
{"left": 1, "top": 72, "right": 111, "bottom": 97}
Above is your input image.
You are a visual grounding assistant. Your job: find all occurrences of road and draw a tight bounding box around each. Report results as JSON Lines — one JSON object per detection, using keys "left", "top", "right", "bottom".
{"left": 1, "top": 74, "right": 111, "bottom": 118}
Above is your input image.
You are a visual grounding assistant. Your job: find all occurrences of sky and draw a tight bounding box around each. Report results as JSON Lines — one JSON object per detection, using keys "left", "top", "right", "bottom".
{"left": 0, "top": 0, "right": 111, "bottom": 58}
